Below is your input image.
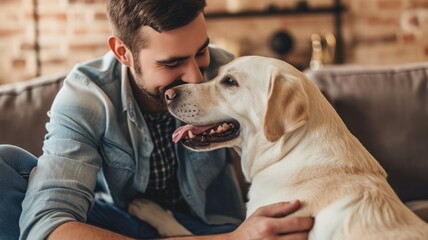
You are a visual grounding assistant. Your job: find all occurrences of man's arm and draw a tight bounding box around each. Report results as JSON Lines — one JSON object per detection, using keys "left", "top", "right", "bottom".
{"left": 48, "top": 201, "right": 314, "bottom": 240}
{"left": 47, "top": 222, "right": 133, "bottom": 240}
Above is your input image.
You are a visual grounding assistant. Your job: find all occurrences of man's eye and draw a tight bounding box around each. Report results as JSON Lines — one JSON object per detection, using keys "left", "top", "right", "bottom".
{"left": 164, "top": 61, "right": 181, "bottom": 68}
{"left": 196, "top": 48, "right": 206, "bottom": 56}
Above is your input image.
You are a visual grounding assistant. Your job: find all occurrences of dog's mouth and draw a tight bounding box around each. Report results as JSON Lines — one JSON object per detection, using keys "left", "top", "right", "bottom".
{"left": 172, "top": 120, "right": 240, "bottom": 150}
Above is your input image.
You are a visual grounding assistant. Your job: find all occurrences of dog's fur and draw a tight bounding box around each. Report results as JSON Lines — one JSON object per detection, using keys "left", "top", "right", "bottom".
{"left": 162, "top": 56, "right": 428, "bottom": 239}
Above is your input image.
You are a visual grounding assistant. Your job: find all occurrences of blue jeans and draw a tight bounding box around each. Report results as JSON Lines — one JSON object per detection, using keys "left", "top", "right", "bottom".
{"left": 0, "top": 145, "right": 237, "bottom": 239}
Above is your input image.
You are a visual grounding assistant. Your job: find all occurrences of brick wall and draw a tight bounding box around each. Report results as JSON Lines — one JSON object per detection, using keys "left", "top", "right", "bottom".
{"left": 0, "top": 0, "right": 35, "bottom": 84}
{"left": 0, "top": 0, "right": 427, "bottom": 84}
{"left": 0, "top": 0, "right": 110, "bottom": 84}
{"left": 37, "top": 0, "right": 110, "bottom": 77}
{"left": 348, "top": 0, "right": 428, "bottom": 64}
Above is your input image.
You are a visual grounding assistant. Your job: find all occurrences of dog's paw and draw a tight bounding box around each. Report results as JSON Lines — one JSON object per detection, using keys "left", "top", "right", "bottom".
{"left": 128, "top": 198, "right": 193, "bottom": 237}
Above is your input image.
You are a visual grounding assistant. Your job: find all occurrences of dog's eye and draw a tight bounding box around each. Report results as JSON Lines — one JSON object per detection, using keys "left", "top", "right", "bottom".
{"left": 222, "top": 76, "right": 238, "bottom": 86}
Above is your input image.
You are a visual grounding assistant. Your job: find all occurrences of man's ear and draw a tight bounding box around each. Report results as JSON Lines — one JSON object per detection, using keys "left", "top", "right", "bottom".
{"left": 108, "top": 36, "right": 133, "bottom": 66}
{"left": 263, "top": 70, "right": 309, "bottom": 142}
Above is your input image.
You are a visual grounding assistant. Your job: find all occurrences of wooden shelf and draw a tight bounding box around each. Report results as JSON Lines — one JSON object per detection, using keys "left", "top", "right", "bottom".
{"left": 205, "top": 1, "right": 346, "bottom": 64}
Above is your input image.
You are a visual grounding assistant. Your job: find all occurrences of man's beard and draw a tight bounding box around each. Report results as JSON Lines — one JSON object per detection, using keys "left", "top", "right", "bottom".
{"left": 132, "top": 67, "right": 189, "bottom": 109}
{"left": 139, "top": 83, "right": 165, "bottom": 105}
{"left": 133, "top": 71, "right": 166, "bottom": 108}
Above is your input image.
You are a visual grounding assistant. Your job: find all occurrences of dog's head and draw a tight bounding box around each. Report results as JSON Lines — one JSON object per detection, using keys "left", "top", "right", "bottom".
{"left": 166, "top": 56, "right": 310, "bottom": 152}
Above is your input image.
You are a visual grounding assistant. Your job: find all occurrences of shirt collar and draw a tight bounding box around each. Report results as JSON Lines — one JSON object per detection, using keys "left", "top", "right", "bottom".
{"left": 121, "top": 64, "right": 133, "bottom": 113}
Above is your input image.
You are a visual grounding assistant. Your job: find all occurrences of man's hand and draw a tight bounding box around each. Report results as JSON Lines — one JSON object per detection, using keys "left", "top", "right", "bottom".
{"left": 228, "top": 200, "right": 314, "bottom": 240}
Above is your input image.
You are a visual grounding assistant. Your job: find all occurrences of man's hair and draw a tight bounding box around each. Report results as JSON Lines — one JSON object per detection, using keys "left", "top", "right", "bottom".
{"left": 106, "top": 0, "right": 207, "bottom": 53}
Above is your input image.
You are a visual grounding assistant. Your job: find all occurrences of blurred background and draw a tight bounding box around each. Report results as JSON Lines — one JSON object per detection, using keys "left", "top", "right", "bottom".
{"left": 0, "top": 0, "right": 427, "bottom": 84}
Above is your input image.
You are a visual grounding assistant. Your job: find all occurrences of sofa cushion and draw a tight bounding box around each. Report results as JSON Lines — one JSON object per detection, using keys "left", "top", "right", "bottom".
{"left": 0, "top": 74, "right": 65, "bottom": 157}
{"left": 304, "top": 63, "right": 428, "bottom": 203}
{"left": 406, "top": 200, "right": 428, "bottom": 223}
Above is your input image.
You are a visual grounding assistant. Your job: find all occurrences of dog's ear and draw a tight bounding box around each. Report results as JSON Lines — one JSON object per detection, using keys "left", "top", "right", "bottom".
{"left": 263, "top": 71, "right": 309, "bottom": 142}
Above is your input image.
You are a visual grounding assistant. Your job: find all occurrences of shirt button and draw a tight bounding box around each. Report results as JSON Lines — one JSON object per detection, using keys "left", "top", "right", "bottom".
{"left": 187, "top": 194, "right": 192, "bottom": 199}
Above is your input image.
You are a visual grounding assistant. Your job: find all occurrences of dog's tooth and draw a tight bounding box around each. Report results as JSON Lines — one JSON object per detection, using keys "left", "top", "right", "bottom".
{"left": 217, "top": 125, "right": 224, "bottom": 133}
{"left": 221, "top": 124, "right": 229, "bottom": 132}
{"left": 209, "top": 129, "right": 216, "bottom": 134}
{"left": 215, "top": 126, "right": 220, "bottom": 133}
{"left": 188, "top": 131, "right": 195, "bottom": 138}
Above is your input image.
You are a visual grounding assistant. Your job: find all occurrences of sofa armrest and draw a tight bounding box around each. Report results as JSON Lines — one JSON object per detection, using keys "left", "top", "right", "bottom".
{"left": 0, "top": 74, "right": 65, "bottom": 156}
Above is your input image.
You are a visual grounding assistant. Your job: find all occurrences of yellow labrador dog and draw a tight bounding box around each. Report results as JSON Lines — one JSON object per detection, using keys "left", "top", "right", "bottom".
{"left": 164, "top": 56, "right": 428, "bottom": 239}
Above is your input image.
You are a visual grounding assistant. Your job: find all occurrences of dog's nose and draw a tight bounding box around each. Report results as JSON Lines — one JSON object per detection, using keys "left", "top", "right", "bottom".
{"left": 165, "top": 88, "right": 177, "bottom": 103}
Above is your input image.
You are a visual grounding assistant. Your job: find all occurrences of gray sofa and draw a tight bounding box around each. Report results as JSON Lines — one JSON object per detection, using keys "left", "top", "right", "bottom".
{"left": 0, "top": 74, "right": 64, "bottom": 157}
{"left": 1, "top": 62, "right": 427, "bottom": 222}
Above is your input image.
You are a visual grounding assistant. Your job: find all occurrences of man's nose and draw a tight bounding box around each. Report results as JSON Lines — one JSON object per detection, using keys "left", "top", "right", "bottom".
{"left": 181, "top": 59, "right": 203, "bottom": 84}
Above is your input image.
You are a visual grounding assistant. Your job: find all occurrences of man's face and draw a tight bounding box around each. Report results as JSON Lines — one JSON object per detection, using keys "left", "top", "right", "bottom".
{"left": 131, "top": 13, "right": 210, "bottom": 107}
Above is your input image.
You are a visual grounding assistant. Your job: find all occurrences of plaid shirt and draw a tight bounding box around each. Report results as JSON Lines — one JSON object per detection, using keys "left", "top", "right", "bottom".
{"left": 141, "top": 111, "right": 188, "bottom": 212}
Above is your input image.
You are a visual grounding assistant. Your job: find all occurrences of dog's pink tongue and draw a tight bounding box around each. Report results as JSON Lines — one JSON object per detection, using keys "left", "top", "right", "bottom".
{"left": 172, "top": 124, "right": 216, "bottom": 143}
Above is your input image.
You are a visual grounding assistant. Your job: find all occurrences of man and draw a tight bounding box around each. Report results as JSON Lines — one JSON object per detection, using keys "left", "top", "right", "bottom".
{"left": 0, "top": 0, "right": 313, "bottom": 239}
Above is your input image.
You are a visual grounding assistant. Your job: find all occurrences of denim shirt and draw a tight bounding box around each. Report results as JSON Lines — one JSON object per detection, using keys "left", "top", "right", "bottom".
{"left": 19, "top": 47, "right": 245, "bottom": 240}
